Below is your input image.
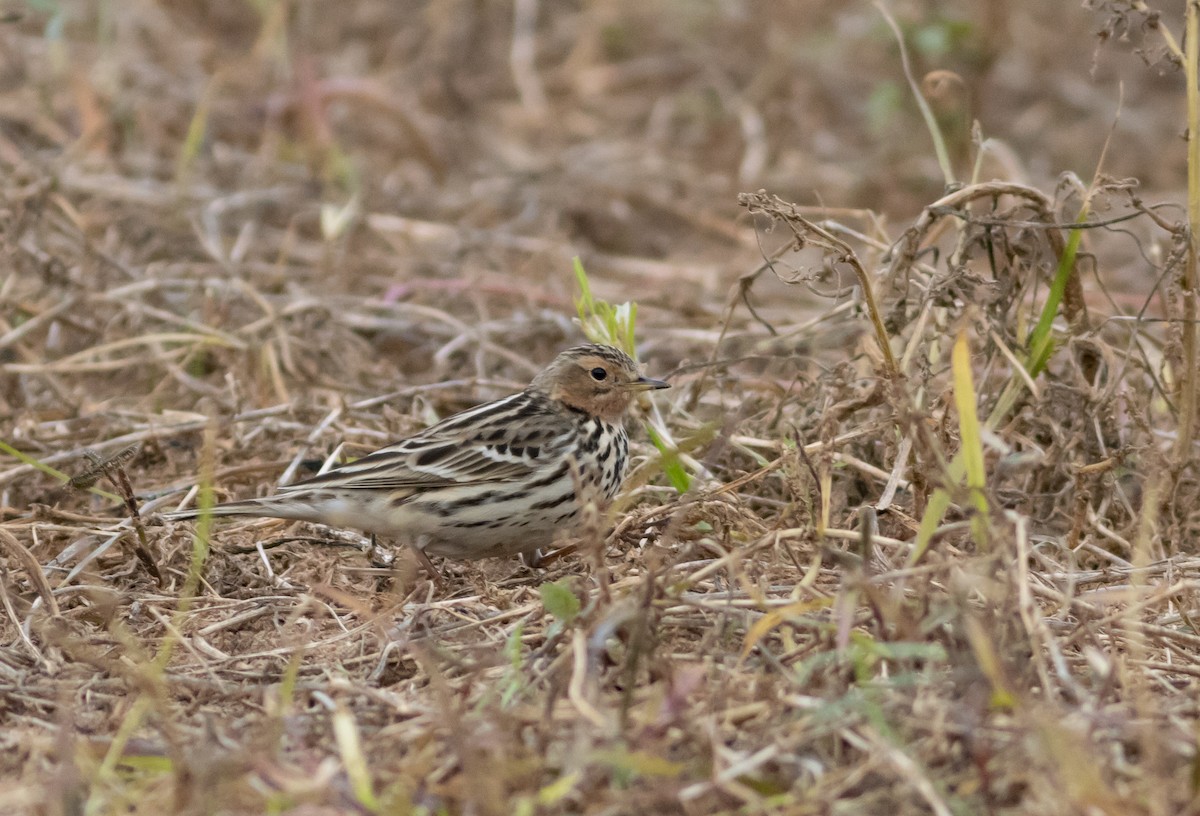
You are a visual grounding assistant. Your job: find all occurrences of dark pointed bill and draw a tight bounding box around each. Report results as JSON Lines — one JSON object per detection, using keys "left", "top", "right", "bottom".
{"left": 630, "top": 376, "right": 670, "bottom": 391}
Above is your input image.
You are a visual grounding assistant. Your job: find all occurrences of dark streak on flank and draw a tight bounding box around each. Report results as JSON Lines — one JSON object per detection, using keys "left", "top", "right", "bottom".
{"left": 529, "top": 490, "right": 574, "bottom": 511}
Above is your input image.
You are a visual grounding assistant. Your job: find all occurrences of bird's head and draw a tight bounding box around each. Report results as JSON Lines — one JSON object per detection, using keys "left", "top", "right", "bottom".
{"left": 530, "top": 344, "right": 669, "bottom": 422}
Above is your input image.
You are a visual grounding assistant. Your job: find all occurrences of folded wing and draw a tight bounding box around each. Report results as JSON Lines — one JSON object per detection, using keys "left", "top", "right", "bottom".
{"left": 278, "top": 392, "right": 570, "bottom": 492}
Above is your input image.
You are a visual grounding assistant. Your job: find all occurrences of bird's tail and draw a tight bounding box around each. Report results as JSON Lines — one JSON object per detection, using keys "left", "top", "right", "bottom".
{"left": 160, "top": 497, "right": 318, "bottom": 523}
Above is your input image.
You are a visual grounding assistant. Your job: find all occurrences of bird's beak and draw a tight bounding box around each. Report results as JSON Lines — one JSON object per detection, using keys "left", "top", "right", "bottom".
{"left": 629, "top": 376, "right": 670, "bottom": 391}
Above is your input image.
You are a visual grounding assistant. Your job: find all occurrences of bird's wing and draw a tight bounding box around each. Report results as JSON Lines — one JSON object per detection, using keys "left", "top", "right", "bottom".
{"left": 278, "top": 392, "right": 571, "bottom": 492}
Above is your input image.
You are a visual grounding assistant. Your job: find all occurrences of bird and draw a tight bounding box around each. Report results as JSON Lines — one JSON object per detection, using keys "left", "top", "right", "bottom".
{"left": 163, "top": 344, "right": 670, "bottom": 573}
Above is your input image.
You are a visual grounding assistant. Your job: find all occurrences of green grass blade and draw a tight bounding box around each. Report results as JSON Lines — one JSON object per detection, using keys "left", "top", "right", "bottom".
{"left": 952, "top": 330, "right": 986, "bottom": 492}
{"left": 911, "top": 487, "right": 953, "bottom": 566}
{"left": 952, "top": 329, "right": 990, "bottom": 547}
{"left": 1025, "top": 209, "right": 1086, "bottom": 377}
{"left": 646, "top": 424, "right": 691, "bottom": 493}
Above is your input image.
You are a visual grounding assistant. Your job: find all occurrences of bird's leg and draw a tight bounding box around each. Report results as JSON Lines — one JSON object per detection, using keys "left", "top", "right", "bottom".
{"left": 411, "top": 535, "right": 445, "bottom": 587}
{"left": 519, "top": 548, "right": 545, "bottom": 569}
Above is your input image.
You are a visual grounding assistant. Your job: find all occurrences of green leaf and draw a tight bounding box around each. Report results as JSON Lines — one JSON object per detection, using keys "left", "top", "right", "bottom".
{"left": 646, "top": 424, "right": 690, "bottom": 493}
{"left": 537, "top": 771, "right": 581, "bottom": 805}
{"left": 951, "top": 329, "right": 985, "bottom": 492}
{"left": 504, "top": 621, "right": 525, "bottom": 668}
{"left": 499, "top": 622, "right": 527, "bottom": 708}
{"left": 1026, "top": 212, "right": 1084, "bottom": 377}
{"left": 331, "top": 704, "right": 379, "bottom": 811}
{"left": 573, "top": 257, "right": 596, "bottom": 317}
{"left": 572, "top": 257, "right": 639, "bottom": 358}
{"left": 951, "top": 328, "right": 990, "bottom": 547}
{"left": 911, "top": 486, "right": 953, "bottom": 566}
{"left": 539, "top": 581, "right": 580, "bottom": 624}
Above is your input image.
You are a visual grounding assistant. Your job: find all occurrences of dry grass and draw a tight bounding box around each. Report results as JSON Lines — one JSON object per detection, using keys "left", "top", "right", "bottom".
{"left": 2, "top": 2, "right": 1199, "bottom": 815}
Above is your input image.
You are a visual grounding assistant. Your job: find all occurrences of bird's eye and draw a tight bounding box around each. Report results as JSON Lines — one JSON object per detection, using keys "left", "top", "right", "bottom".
{"left": 590, "top": 367, "right": 608, "bottom": 381}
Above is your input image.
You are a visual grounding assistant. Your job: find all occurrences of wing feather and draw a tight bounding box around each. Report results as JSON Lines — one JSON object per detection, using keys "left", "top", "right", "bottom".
{"left": 277, "top": 392, "right": 570, "bottom": 492}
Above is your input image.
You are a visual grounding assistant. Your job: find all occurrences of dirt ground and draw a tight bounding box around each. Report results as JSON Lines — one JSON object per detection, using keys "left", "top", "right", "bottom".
{"left": 1, "top": 2, "right": 1198, "bottom": 814}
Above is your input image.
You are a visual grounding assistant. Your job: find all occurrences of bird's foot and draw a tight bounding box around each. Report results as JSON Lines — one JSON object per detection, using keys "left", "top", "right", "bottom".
{"left": 519, "top": 548, "right": 546, "bottom": 569}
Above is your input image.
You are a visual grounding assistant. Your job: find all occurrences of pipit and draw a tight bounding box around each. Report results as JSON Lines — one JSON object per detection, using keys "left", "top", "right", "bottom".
{"left": 165, "top": 344, "right": 669, "bottom": 572}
